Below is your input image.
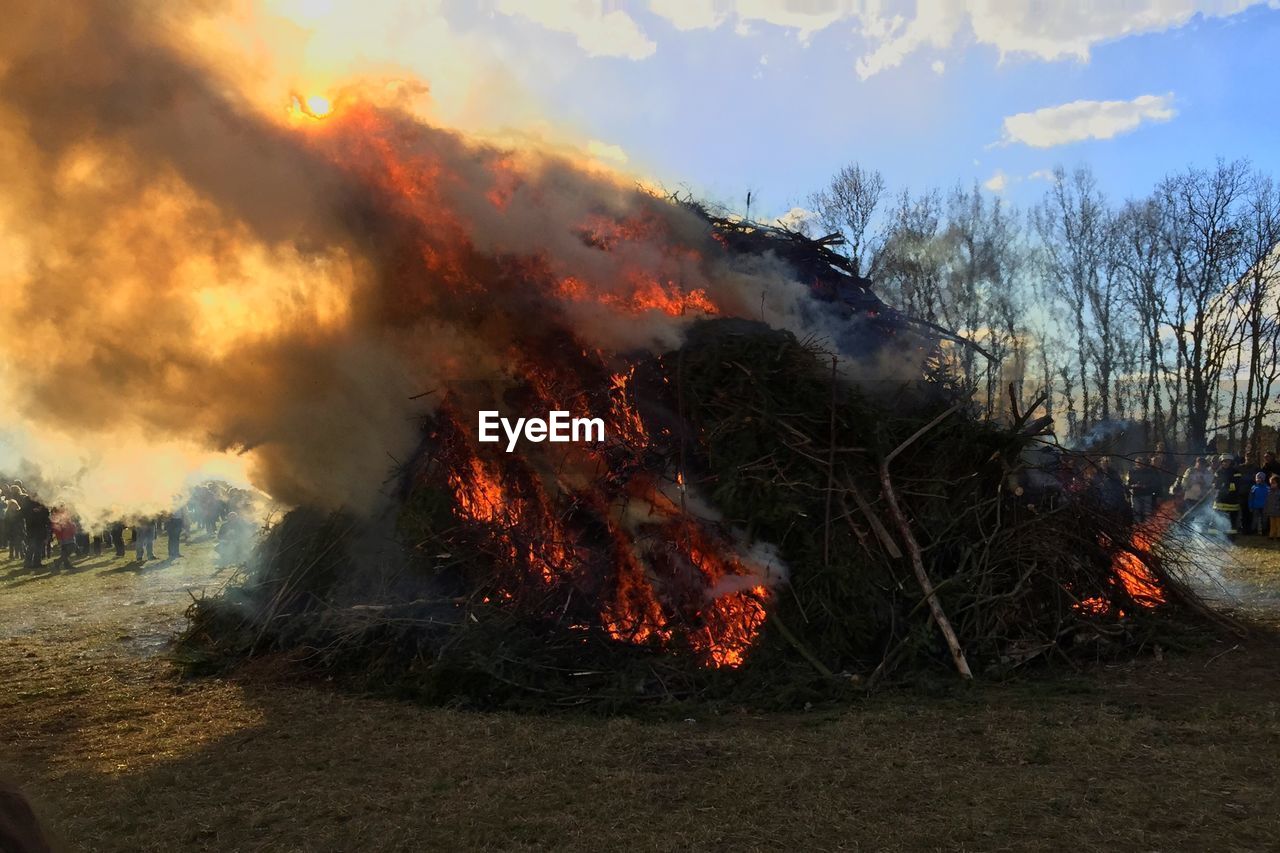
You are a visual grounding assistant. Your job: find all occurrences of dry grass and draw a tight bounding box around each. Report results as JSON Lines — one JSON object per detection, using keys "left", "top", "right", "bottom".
{"left": 3, "top": 534, "right": 1280, "bottom": 851}
{"left": 1201, "top": 534, "right": 1280, "bottom": 624}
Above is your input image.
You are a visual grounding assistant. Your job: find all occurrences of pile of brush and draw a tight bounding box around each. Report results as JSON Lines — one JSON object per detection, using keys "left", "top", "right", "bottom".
{"left": 176, "top": 316, "right": 1223, "bottom": 710}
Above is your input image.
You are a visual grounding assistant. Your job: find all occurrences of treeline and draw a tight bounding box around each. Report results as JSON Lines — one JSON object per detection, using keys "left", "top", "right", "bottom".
{"left": 804, "top": 160, "right": 1280, "bottom": 454}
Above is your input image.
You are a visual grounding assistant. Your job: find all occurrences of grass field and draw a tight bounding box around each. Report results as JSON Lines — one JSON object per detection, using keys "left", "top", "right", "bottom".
{"left": 3, "top": 532, "right": 1280, "bottom": 851}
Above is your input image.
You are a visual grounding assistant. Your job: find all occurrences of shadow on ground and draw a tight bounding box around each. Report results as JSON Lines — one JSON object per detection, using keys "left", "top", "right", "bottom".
{"left": 2, "top": 536, "right": 1280, "bottom": 851}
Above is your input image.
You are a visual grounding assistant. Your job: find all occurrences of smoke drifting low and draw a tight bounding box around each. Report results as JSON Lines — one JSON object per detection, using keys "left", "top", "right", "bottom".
{"left": 0, "top": 0, "right": 818, "bottom": 523}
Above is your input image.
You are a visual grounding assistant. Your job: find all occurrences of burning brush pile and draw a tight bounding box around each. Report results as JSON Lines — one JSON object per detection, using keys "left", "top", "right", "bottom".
{"left": 178, "top": 211, "right": 1218, "bottom": 709}
{"left": 0, "top": 3, "right": 1225, "bottom": 709}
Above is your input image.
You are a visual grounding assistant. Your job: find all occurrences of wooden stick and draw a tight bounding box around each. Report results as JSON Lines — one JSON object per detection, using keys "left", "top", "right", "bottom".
{"left": 771, "top": 610, "right": 834, "bottom": 679}
{"left": 823, "top": 355, "right": 838, "bottom": 570}
{"left": 877, "top": 456, "right": 973, "bottom": 680}
{"left": 884, "top": 403, "right": 962, "bottom": 467}
{"left": 843, "top": 477, "right": 903, "bottom": 560}
{"left": 835, "top": 495, "right": 871, "bottom": 551}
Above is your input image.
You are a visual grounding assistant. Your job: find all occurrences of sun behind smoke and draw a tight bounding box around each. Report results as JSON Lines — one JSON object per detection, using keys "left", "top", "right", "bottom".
{"left": 304, "top": 94, "right": 331, "bottom": 117}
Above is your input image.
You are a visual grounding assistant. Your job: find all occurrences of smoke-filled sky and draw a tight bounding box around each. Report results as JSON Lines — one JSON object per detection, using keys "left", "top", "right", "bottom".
{"left": 0, "top": 0, "right": 823, "bottom": 523}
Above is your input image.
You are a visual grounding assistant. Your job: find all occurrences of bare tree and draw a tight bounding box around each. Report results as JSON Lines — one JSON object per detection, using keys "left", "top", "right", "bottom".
{"left": 1113, "top": 198, "right": 1172, "bottom": 443}
{"left": 941, "top": 183, "right": 1022, "bottom": 410}
{"left": 1089, "top": 219, "right": 1129, "bottom": 424}
{"left": 1158, "top": 159, "right": 1250, "bottom": 451}
{"left": 1034, "top": 166, "right": 1112, "bottom": 435}
{"left": 810, "top": 158, "right": 1279, "bottom": 452}
{"left": 1235, "top": 171, "right": 1280, "bottom": 458}
{"left": 809, "top": 163, "right": 887, "bottom": 278}
{"left": 877, "top": 188, "right": 946, "bottom": 321}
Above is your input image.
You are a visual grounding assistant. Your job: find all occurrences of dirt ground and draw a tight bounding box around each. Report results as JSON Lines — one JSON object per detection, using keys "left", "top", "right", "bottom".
{"left": 3, "top": 531, "right": 1280, "bottom": 852}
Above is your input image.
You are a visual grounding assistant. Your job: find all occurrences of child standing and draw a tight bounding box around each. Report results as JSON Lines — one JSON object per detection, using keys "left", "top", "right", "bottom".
{"left": 1267, "top": 475, "right": 1280, "bottom": 540}
{"left": 1247, "top": 472, "right": 1270, "bottom": 537}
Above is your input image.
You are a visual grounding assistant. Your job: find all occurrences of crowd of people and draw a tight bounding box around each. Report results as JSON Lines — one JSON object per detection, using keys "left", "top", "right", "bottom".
{"left": 1005, "top": 442, "right": 1280, "bottom": 544}
{"left": 1202, "top": 451, "right": 1280, "bottom": 538}
{"left": 0, "top": 480, "right": 258, "bottom": 571}
{"left": 1121, "top": 449, "right": 1280, "bottom": 537}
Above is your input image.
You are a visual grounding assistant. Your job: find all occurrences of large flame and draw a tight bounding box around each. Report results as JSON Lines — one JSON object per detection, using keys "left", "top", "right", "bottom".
{"left": 1078, "top": 504, "right": 1171, "bottom": 618}
{"left": 0, "top": 0, "right": 818, "bottom": 666}
{"left": 0, "top": 1, "right": 820, "bottom": 529}
{"left": 1112, "top": 507, "right": 1171, "bottom": 607}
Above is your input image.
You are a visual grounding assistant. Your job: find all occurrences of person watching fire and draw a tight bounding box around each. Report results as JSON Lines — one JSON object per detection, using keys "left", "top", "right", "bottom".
{"left": 1177, "top": 457, "right": 1213, "bottom": 509}
{"left": 1247, "top": 473, "right": 1270, "bottom": 537}
{"left": 3, "top": 493, "right": 21, "bottom": 560}
{"left": 1212, "top": 456, "right": 1244, "bottom": 534}
{"left": 50, "top": 507, "right": 77, "bottom": 571}
{"left": 1265, "top": 475, "right": 1280, "bottom": 541}
{"left": 1126, "top": 457, "right": 1159, "bottom": 522}
{"left": 134, "top": 516, "right": 157, "bottom": 561}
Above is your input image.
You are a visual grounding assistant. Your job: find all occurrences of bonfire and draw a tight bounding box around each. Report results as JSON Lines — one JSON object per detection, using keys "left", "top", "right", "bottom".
{"left": 177, "top": 99, "right": 1221, "bottom": 709}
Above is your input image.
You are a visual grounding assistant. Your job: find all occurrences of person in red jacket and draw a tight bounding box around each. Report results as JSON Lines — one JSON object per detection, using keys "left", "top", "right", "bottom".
{"left": 50, "top": 506, "right": 78, "bottom": 570}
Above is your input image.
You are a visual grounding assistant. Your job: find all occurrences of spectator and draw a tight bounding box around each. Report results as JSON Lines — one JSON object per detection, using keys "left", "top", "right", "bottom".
{"left": 194, "top": 486, "right": 220, "bottom": 536}
{"left": 1262, "top": 451, "right": 1280, "bottom": 480}
{"left": 51, "top": 507, "right": 77, "bottom": 570}
{"left": 1238, "top": 455, "right": 1261, "bottom": 534}
{"left": 134, "top": 517, "right": 156, "bottom": 561}
{"left": 1178, "top": 457, "right": 1214, "bottom": 507}
{"left": 1266, "top": 474, "right": 1280, "bottom": 541}
{"left": 1149, "top": 445, "right": 1175, "bottom": 496}
{"left": 1247, "top": 472, "right": 1270, "bottom": 537}
{"left": 1126, "top": 458, "right": 1158, "bottom": 521}
{"left": 1213, "top": 456, "right": 1244, "bottom": 534}
{"left": 1087, "top": 458, "right": 1131, "bottom": 525}
{"left": 24, "top": 501, "right": 51, "bottom": 569}
{"left": 3, "top": 497, "right": 21, "bottom": 560}
{"left": 165, "top": 509, "right": 184, "bottom": 559}
{"left": 109, "top": 520, "right": 127, "bottom": 557}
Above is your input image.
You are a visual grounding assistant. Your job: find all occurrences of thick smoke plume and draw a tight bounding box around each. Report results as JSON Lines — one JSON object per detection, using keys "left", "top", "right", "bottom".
{"left": 0, "top": 0, "right": 819, "bottom": 524}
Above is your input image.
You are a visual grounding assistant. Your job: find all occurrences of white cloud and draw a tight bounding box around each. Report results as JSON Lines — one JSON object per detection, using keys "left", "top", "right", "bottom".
{"left": 732, "top": 0, "right": 848, "bottom": 38}
{"left": 1027, "top": 169, "right": 1057, "bottom": 182}
{"left": 773, "top": 206, "right": 817, "bottom": 233}
{"left": 967, "top": 0, "right": 1278, "bottom": 63}
{"left": 1000, "top": 93, "right": 1177, "bottom": 148}
{"left": 650, "top": 1, "right": 1279, "bottom": 77}
{"left": 931, "top": 59, "right": 946, "bottom": 74}
{"left": 875, "top": 0, "right": 1279, "bottom": 77}
{"left": 496, "top": 0, "right": 656, "bottom": 59}
{"left": 983, "top": 170, "right": 1008, "bottom": 192}
{"left": 855, "top": 0, "right": 964, "bottom": 78}
{"left": 586, "top": 139, "right": 629, "bottom": 164}
{"left": 648, "top": 0, "right": 848, "bottom": 41}
{"left": 648, "top": 0, "right": 725, "bottom": 31}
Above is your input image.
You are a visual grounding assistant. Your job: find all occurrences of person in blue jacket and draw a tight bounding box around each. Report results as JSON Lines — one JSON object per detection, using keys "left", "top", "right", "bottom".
{"left": 1247, "top": 471, "right": 1270, "bottom": 536}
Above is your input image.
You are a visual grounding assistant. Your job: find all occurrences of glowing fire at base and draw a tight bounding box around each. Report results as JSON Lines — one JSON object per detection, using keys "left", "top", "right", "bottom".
{"left": 1113, "top": 509, "right": 1171, "bottom": 607}
{"left": 1079, "top": 504, "right": 1172, "bottom": 617}
{"left": 428, "top": 359, "right": 776, "bottom": 670}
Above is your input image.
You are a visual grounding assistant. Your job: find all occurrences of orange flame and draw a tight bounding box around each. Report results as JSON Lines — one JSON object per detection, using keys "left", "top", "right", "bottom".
{"left": 297, "top": 101, "right": 768, "bottom": 668}
{"left": 1077, "top": 503, "right": 1172, "bottom": 617}
{"left": 1111, "top": 507, "right": 1170, "bottom": 607}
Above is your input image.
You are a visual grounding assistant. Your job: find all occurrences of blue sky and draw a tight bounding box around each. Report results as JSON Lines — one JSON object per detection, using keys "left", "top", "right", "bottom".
{"left": 267, "top": 0, "right": 1280, "bottom": 217}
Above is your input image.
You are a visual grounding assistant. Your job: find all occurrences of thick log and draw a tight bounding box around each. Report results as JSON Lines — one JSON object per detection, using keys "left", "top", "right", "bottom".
{"left": 879, "top": 403, "right": 972, "bottom": 679}
{"left": 878, "top": 462, "right": 973, "bottom": 680}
